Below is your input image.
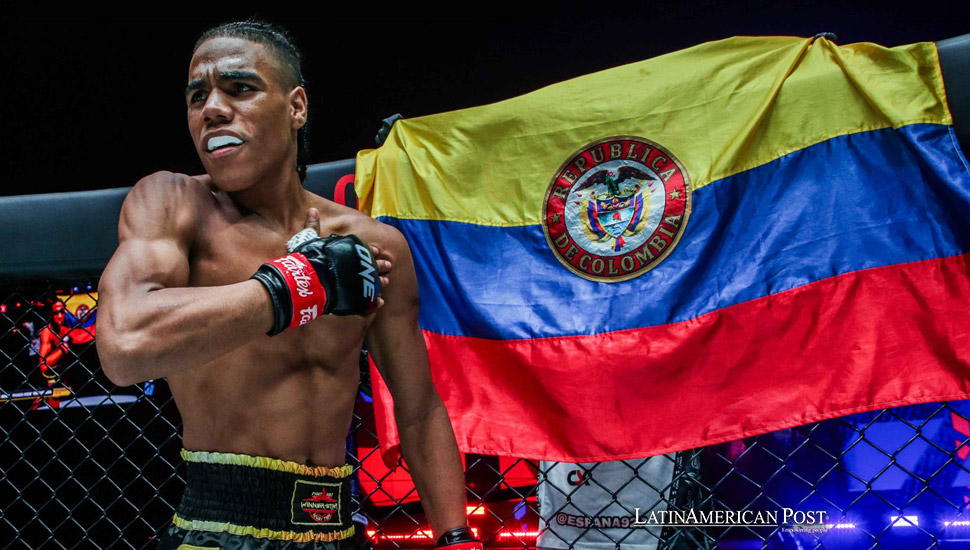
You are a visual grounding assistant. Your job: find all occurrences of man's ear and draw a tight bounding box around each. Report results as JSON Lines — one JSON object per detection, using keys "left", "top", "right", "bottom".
{"left": 289, "top": 86, "right": 308, "bottom": 130}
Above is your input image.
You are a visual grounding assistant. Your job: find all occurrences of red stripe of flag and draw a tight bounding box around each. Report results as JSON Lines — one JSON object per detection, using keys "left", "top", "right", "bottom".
{"left": 373, "top": 253, "right": 970, "bottom": 462}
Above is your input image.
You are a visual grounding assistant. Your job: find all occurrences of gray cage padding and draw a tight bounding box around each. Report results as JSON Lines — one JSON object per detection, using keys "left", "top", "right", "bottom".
{"left": 938, "top": 34, "right": 970, "bottom": 153}
{"left": 0, "top": 158, "right": 356, "bottom": 281}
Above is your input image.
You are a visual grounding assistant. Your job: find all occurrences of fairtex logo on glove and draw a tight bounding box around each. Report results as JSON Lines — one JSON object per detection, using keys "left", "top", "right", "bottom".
{"left": 269, "top": 253, "right": 327, "bottom": 327}
{"left": 278, "top": 255, "right": 315, "bottom": 298}
{"left": 299, "top": 305, "right": 318, "bottom": 325}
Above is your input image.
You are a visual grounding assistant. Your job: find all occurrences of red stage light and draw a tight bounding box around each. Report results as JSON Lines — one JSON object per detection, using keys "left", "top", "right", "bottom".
{"left": 372, "top": 527, "right": 479, "bottom": 543}
{"left": 377, "top": 530, "right": 434, "bottom": 540}
{"left": 497, "top": 531, "right": 540, "bottom": 538}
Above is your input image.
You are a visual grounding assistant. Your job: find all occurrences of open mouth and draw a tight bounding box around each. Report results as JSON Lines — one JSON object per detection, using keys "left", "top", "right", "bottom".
{"left": 206, "top": 135, "right": 244, "bottom": 153}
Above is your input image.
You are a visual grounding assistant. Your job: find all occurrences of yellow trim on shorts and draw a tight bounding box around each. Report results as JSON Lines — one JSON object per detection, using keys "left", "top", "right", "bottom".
{"left": 173, "top": 514, "right": 355, "bottom": 543}
{"left": 181, "top": 449, "right": 353, "bottom": 478}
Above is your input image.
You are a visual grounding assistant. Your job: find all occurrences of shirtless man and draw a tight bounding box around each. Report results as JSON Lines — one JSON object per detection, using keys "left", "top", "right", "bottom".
{"left": 96, "top": 21, "right": 478, "bottom": 550}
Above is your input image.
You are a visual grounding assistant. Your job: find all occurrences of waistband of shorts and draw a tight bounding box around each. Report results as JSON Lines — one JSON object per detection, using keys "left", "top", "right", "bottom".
{"left": 181, "top": 449, "right": 355, "bottom": 478}
{"left": 175, "top": 449, "right": 355, "bottom": 543}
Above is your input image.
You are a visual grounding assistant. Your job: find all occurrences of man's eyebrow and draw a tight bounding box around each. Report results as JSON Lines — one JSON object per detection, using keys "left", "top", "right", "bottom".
{"left": 219, "top": 70, "right": 263, "bottom": 82}
{"left": 185, "top": 78, "right": 206, "bottom": 94}
{"left": 184, "top": 71, "right": 264, "bottom": 94}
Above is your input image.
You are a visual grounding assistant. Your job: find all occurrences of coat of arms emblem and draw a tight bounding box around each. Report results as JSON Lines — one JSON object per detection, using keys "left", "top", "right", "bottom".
{"left": 542, "top": 136, "right": 692, "bottom": 282}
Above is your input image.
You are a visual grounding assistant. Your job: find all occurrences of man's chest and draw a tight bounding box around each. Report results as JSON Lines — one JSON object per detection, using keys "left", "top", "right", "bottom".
{"left": 189, "top": 209, "right": 353, "bottom": 286}
{"left": 186, "top": 216, "right": 369, "bottom": 355}
{"left": 190, "top": 219, "right": 287, "bottom": 287}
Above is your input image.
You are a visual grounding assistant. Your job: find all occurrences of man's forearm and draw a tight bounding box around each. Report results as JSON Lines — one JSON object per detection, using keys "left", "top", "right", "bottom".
{"left": 397, "top": 402, "right": 468, "bottom": 538}
{"left": 97, "top": 280, "right": 272, "bottom": 385}
{"left": 42, "top": 348, "right": 65, "bottom": 367}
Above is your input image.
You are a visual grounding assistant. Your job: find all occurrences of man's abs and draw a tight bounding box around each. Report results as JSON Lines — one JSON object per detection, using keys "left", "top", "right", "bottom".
{"left": 169, "top": 310, "right": 367, "bottom": 468}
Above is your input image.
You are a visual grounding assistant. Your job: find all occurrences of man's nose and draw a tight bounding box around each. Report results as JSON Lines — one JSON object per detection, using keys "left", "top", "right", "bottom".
{"left": 202, "top": 89, "right": 232, "bottom": 123}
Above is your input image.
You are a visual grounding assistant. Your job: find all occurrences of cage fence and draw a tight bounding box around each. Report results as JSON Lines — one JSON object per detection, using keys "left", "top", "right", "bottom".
{"left": 3, "top": 281, "right": 970, "bottom": 550}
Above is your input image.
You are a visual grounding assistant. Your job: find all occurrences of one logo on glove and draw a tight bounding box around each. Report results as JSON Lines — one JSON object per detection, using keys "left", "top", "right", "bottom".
{"left": 542, "top": 136, "right": 692, "bottom": 282}
{"left": 354, "top": 244, "right": 377, "bottom": 300}
{"left": 291, "top": 480, "right": 342, "bottom": 526}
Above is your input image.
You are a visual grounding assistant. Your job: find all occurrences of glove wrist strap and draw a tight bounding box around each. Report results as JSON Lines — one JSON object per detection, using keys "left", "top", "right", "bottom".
{"left": 261, "top": 252, "right": 329, "bottom": 329}
{"left": 267, "top": 253, "right": 328, "bottom": 327}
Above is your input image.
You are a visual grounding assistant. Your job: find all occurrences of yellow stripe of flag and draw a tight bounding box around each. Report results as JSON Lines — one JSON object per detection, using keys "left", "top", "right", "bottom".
{"left": 356, "top": 36, "right": 950, "bottom": 226}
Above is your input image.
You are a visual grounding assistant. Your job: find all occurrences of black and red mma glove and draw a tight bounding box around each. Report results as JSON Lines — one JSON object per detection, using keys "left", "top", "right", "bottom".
{"left": 251, "top": 233, "right": 381, "bottom": 336}
{"left": 435, "top": 526, "right": 483, "bottom": 550}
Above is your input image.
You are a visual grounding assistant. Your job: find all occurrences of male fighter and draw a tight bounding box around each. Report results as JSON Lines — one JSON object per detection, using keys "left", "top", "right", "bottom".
{"left": 96, "top": 21, "right": 478, "bottom": 550}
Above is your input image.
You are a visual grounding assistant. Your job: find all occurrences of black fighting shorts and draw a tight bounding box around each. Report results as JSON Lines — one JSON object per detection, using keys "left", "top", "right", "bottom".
{"left": 157, "top": 450, "right": 355, "bottom": 550}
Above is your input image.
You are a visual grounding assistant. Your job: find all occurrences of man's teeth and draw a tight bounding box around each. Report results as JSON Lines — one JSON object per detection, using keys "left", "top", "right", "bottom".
{"left": 207, "top": 136, "right": 244, "bottom": 152}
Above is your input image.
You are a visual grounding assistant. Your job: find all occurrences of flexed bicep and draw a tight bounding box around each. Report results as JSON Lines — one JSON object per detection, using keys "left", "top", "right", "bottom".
{"left": 95, "top": 173, "right": 272, "bottom": 385}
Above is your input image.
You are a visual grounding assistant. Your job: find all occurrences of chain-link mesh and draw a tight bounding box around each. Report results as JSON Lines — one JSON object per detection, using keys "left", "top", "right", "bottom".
{"left": 4, "top": 280, "right": 970, "bottom": 550}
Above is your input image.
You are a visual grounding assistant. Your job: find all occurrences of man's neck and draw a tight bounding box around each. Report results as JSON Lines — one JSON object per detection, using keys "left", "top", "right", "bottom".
{"left": 227, "top": 169, "right": 308, "bottom": 234}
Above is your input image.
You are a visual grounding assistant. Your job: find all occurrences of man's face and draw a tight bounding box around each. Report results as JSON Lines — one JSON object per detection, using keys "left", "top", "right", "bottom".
{"left": 52, "top": 305, "right": 65, "bottom": 325}
{"left": 186, "top": 37, "right": 307, "bottom": 190}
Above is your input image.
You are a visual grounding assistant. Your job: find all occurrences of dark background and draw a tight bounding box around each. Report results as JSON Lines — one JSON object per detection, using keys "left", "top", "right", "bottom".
{"left": 2, "top": 2, "right": 968, "bottom": 196}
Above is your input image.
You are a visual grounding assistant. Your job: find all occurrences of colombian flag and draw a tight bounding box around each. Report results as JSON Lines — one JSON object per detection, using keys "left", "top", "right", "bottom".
{"left": 355, "top": 36, "right": 970, "bottom": 462}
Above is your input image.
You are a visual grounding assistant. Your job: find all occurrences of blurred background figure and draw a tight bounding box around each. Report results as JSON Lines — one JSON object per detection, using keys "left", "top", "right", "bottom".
{"left": 32, "top": 301, "right": 73, "bottom": 410}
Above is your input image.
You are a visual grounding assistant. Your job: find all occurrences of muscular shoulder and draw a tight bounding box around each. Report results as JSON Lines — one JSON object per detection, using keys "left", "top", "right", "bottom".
{"left": 355, "top": 216, "right": 409, "bottom": 257}
{"left": 125, "top": 171, "right": 213, "bottom": 215}
{"left": 311, "top": 195, "right": 410, "bottom": 257}
{"left": 120, "top": 171, "right": 214, "bottom": 244}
